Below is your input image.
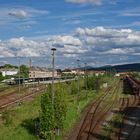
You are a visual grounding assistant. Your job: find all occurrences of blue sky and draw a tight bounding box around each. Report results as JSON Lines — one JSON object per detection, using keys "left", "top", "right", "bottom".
{"left": 0, "top": 0, "right": 140, "bottom": 68}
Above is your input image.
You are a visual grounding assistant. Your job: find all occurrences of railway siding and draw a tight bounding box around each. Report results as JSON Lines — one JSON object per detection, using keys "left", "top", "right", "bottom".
{"left": 67, "top": 79, "right": 122, "bottom": 140}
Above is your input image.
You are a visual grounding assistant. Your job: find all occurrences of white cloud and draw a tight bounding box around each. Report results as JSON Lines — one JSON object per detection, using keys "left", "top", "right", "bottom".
{"left": 47, "top": 35, "right": 87, "bottom": 56}
{"left": 100, "top": 48, "right": 134, "bottom": 55}
{"left": 74, "top": 26, "right": 140, "bottom": 62}
{"left": 9, "top": 10, "right": 27, "bottom": 18}
{"left": 0, "top": 7, "right": 48, "bottom": 26}
{"left": 65, "top": 0, "right": 102, "bottom": 5}
{"left": 0, "top": 37, "right": 49, "bottom": 57}
{"left": 48, "top": 35, "right": 82, "bottom": 46}
{"left": 63, "top": 53, "right": 78, "bottom": 58}
{"left": 0, "top": 35, "right": 84, "bottom": 57}
{"left": 75, "top": 26, "right": 140, "bottom": 47}
{"left": 0, "top": 26, "right": 139, "bottom": 67}
{"left": 61, "top": 44, "right": 87, "bottom": 54}
{"left": 0, "top": 47, "right": 15, "bottom": 57}
{"left": 17, "top": 48, "right": 40, "bottom": 57}
{"left": 76, "top": 26, "right": 133, "bottom": 37}
{"left": 8, "top": 7, "right": 48, "bottom": 19}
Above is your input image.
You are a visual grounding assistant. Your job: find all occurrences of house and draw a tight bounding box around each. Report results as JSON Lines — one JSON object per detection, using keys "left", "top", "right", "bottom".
{"left": 62, "top": 69, "right": 85, "bottom": 75}
{"left": 0, "top": 69, "right": 18, "bottom": 77}
{"left": 86, "top": 70, "right": 105, "bottom": 76}
{"left": 29, "top": 66, "right": 57, "bottom": 79}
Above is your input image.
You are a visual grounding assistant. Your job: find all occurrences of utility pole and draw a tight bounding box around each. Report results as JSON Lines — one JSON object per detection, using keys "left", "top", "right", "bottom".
{"left": 18, "top": 57, "right": 21, "bottom": 95}
{"left": 84, "top": 62, "right": 87, "bottom": 90}
{"left": 29, "top": 57, "right": 32, "bottom": 68}
{"left": 51, "top": 47, "right": 56, "bottom": 140}
{"left": 77, "top": 59, "right": 80, "bottom": 111}
{"left": 84, "top": 62, "right": 88, "bottom": 99}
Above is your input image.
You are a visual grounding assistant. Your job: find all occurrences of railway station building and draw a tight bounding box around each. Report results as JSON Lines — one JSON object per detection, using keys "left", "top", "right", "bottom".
{"left": 29, "top": 66, "right": 57, "bottom": 81}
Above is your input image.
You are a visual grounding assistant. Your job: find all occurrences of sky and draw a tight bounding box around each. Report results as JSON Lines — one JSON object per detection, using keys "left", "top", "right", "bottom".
{"left": 0, "top": 0, "right": 140, "bottom": 68}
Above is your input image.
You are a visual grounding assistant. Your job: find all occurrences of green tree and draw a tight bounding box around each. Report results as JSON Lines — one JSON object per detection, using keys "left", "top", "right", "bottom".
{"left": 70, "top": 80, "right": 78, "bottom": 94}
{"left": 3, "top": 64, "right": 17, "bottom": 69}
{"left": 39, "top": 86, "right": 54, "bottom": 139}
{"left": 87, "top": 76, "right": 95, "bottom": 90}
{"left": 94, "top": 77, "right": 100, "bottom": 93}
{"left": 0, "top": 72, "right": 4, "bottom": 81}
{"left": 18, "top": 65, "right": 29, "bottom": 78}
{"left": 54, "top": 85, "right": 67, "bottom": 129}
{"left": 39, "top": 84, "right": 67, "bottom": 139}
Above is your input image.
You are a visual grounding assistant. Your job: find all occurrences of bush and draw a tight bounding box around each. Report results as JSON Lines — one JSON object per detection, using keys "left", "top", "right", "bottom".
{"left": 2, "top": 110, "right": 13, "bottom": 126}
{"left": 86, "top": 76, "right": 101, "bottom": 92}
{"left": 39, "top": 86, "right": 54, "bottom": 139}
{"left": 54, "top": 85, "right": 67, "bottom": 129}
{"left": 70, "top": 81, "right": 77, "bottom": 94}
{"left": 39, "top": 84, "right": 67, "bottom": 139}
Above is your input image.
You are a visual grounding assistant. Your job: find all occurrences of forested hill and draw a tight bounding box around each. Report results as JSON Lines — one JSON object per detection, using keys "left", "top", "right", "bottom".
{"left": 83, "top": 63, "right": 140, "bottom": 72}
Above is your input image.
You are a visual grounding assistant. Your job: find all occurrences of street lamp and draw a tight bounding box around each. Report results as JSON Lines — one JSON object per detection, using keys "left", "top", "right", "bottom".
{"left": 84, "top": 62, "right": 87, "bottom": 88}
{"left": 51, "top": 48, "right": 56, "bottom": 105}
{"left": 51, "top": 47, "right": 56, "bottom": 139}
{"left": 16, "top": 57, "right": 21, "bottom": 95}
{"left": 84, "top": 62, "right": 88, "bottom": 99}
{"left": 16, "top": 56, "right": 21, "bottom": 105}
{"left": 77, "top": 59, "right": 80, "bottom": 111}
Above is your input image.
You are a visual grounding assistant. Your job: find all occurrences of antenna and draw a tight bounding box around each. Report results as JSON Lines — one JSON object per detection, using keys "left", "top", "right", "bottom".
{"left": 29, "top": 58, "right": 32, "bottom": 68}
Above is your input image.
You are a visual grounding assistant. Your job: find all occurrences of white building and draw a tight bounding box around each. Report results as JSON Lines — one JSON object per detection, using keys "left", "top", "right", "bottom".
{"left": 29, "top": 66, "right": 57, "bottom": 79}
{"left": 0, "top": 69, "right": 18, "bottom": 77}
{"left": 62, "top": 69, "right": 85, "bottom": 75}
{"left": 115, "top": 73, "right": 120, "bottom": 77}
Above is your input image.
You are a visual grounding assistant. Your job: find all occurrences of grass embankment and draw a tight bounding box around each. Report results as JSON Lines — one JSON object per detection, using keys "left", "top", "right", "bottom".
{"left": 0, "top": 83, "right": 45, "bottom": 97}
{"left": 0, "top": 95, "right": 40, "bottom": 140}
{"left": 0, "top": 76, "right": 118, "bottom": 140}
{"left": 0, "top": 83, "right": 9, "bottom": 89}
{"left": 0, "top": 90, "right": 98, "bottom": 140}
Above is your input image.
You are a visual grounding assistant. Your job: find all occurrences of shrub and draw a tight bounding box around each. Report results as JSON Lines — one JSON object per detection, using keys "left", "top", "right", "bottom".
{"left": 39, "top": 86, "right": 54, "bottom": 139}
{"left": 2, "top": 110, "right": 13, "bottom": 126}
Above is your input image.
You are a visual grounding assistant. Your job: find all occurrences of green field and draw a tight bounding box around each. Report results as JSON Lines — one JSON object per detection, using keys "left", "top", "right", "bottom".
{"left": 0, "top": 76, "right": 120, "bottom": 140}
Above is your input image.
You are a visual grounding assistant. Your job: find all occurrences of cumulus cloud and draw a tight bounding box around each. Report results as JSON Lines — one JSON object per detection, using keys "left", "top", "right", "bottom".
{"left": 76, "top": 26, "right": 133, "bottom": 38}
{"left": 75, "top": 26, "right": 140, "bottom": 48}
{"left": 9, "top": 10, "right": 27, "bottom": 18}
{"left": 0, "top": 35, "right": 85, "bottom": 58}
{"left": 18, "top": 48, "right": 40, "bottom": 57}
{"left": 0, "top": 26, "right": 139, "bottom": 66}
{"left": 8, "top": 8, "right": 49, "bottom": 19}
{"left": 46, "top": 35, "right": 88, "bottom": 56}
{"left": 0, "top": 48, "right": 14, "bottom": 57}
{"left": 61, "top": 44, "right": 87, "bottom": 54}
{"left": 0, "top": 37, "right": 49, "bottom": 57}
{"left": 65, "top": 0, "right": 102, "bottom": 5}
{"left": 99, "top": 48, "right": 134, "bottom": 55}
{"left": 48, "top": 35, "right": 82, "bottom": 46}
{"left": 74, "top": 26, "right": 140, "bottom": 63}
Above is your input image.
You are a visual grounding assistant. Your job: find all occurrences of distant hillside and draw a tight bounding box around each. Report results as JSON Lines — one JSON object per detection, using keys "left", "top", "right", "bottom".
{"left": 81, "top": 63, "right": 140, "bottom": 72}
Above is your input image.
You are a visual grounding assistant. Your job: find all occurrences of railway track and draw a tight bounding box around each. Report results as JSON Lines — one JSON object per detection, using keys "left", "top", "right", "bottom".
{"left": 0, "top": 85, "right": 46, "bottom": 111}
{"left": 0, "top": 79, "right": 75, "bottom": 112}
{"left": 117, "top": 95, "right": 139, "bottom": 140}
{"left": 115, "top": 76, "right": 140, "bottom": 140}
{"left": 76, "top": 80, "right": 121, "bottom": 140}
{"left": 76, "top": 88, "right": 110, "bottom": 140}
{"left": 87, "top": 81, "right": 121, "bottom": 140}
